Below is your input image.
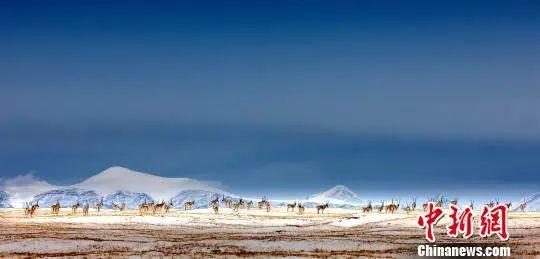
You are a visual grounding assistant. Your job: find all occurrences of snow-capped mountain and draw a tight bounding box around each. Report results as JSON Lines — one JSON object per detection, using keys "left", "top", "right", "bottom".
{"left": 514, "top": 192, "right": 540, "bottom": 212}
{"left": 0, "top": 190, "right": 12, "bottom": 208}
{"left": 31, "top": 188, "right": 100, "bottom": 208}
{"left": 73, "top": 166, "right": 223, "bottom": 201}
{"left": 3, "top": 166, "right": 229, "bottom": 208}
{"left": 103, "top": 191, "right": 154, "bottom": 209}
{"left": 0, "top": 173, "right": 59, "bottom": 208}
{"left": 304, "top": 185, "right": 365, "bottom": 208}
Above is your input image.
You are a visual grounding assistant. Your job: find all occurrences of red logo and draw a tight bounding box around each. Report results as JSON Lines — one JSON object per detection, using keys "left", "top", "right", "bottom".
{"left": 417, "top": 202, "right": 509, "bottom": 242}
{"left": 417, "top": 202, "right": 444, "bottom": 242}
{"left": 479, "top": 204, "right": 509, "bottom": 240}
{"left": 447, "top": 204, "right": 473, "bottom": 239}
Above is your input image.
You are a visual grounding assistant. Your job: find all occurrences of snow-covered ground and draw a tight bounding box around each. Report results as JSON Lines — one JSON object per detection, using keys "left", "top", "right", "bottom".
{"left": 0, "top": 206, "right": 538, "bottom": 257}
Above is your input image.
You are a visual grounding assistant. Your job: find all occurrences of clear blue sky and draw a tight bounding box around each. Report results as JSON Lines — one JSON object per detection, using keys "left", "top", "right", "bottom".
{"left": 1, "top": 1, "right": 539, "bottom": 197}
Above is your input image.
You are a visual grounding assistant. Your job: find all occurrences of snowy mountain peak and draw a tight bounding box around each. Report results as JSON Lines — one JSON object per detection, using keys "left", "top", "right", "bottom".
{"left": 72, "top": 166, "right": 223, "bottom": 201}
{"left": 87, "top": 166, "right": 154, "bottom": 180}
{"left": 306, "top": 185, "right": 364, "bottom": 205}
{"left": 326, "top": 185, "right": 352, "bottom": 193}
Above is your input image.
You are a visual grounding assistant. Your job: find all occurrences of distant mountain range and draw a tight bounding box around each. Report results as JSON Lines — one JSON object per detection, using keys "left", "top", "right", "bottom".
{"left": 0, "top": 166, "right": 537, "bottom": 211}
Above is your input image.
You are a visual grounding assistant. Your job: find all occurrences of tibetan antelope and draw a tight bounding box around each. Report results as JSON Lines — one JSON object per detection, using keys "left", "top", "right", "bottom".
{"left": 386, "top": 200, "right": 399, "bottom": 213}
{"left": 164, "top": 199, "right": 173, "bottom": 213}
{"left": 450, "top": 198, "right": 458, "bottom": 206}
{"left": 519, "top": 199, "right": 527, "bottom": 212}
{"left": 120, "top": 200, "right": 126, "bottom": 211}
{"left": 316, "top": 202, "right": 329, "bottom": 214}
{"left": 71, "top": 202, "right": 80, "bottom": 214}
{"left": 233, "top": 199, "right": 243, "bottom": 212}
{"left": 422, "top": 198, "right": 435, "bottom": 211}
{"left": 96, "top": 198, "right": 103, "bottom": 213}
{"left": 385, "top": 199, "right": 395, "bottom": 213}
{"left": 265, "top": 200, "right": 271, "bottom": 212}
{"left": 298, "top": 203, "right": 305, "bottom": 214}
{"left": 505, "top": 202, "right": 512, "bottom": 209}
{"left": 51, "top": 201, "right": 60, "bottom": 215}
{"left": 26, "top": 201, "right": 39, "bottom": 217}
{"left": 258, "top": 196, "right": 268, "bottom": 209}
{"left": 222, "top": 195, "right": 233, "bottom": 208}
{"left": 139, "top": 201, "right": 151, "bottom": 215}
{"left": 287, "top": 201, "right": 297, "bottom": 212}
{"left": 24, "top": 202, "right": 31, "bottom": 216}
{"left": 378, "top": 201, "right": 385, "bottom": 213}
{"left": 153, "top": 201, "right": 166, "bottom": 214}
{"left": 112, "top": 201, "right": 119, "bottom": 210}
{"left": 246, "top": 200, "right": 253, "bottom": 210}
{"left": 210, "top": 198, "right": 219, "bottom": 214}
{"left": 411, "top": 197, "right": 417, "bottom": 211}
{"left": 83, "top": 204, "right": 90, "bottom": 216}
{"left": 469, "top": 200, "right": 474, "bottom": 210}
{"left": 362, "top": 201, "right": 372, "bottom": 213}
{"left": 435, "top": 194, "right": 444, "bottom": 208}
{"left": 184, "top": 200, "right": 195, "bottom": 210}
{"left": 404, "top": 203, "right": 411, "bottom": 214}
{"left": 485, "top": 200, "right": 495, "bottom": 208}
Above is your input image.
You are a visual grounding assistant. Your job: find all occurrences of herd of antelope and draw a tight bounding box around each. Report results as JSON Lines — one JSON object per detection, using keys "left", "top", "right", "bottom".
{"left": 361, "top": 194, "right": 529, "bottom": 215}
{"left": 21, "top": 193, "right": 530, "bottom": 218}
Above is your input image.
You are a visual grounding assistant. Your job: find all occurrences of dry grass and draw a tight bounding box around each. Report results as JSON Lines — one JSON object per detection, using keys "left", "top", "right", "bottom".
{"left": 0, "top": 208, "right": 538, "bottom": 258}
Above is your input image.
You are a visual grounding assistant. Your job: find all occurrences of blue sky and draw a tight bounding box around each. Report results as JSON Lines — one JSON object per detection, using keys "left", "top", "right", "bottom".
{"left": 1, "top": 1, "right": 539, "bottom": 197}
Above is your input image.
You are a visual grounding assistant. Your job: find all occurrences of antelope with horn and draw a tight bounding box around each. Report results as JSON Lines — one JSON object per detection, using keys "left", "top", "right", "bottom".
{"left": 362, "top": 201, "right": 372, "bottom": 213}
{"left": 210, "top": 197, "right": 219, "bottom": 214}
{"left": 435, "top": 194, "right": 444, "bottom": 208}
{"left": 505, "top": 201, "right": 512, "bottom": 209}
{"left": 139, "top": 200, "right": 150, "bottom": 215}
{"left": 24, "top": 202, "right": 31, "bottom": 216}
{"left": 96, "top": 198, "right": 103, "bottom": 213}
{"left": 265, "top": 200, "right": 271, "bottom": 212}
{"left": 469, "top": 200, "right": 474, "bottom": 210}
{"left": 233, "top": 199, "right": 244, "bottom": 212}
{"left": 450, "top": 198, "right": 458, "bottom": 206}
{"left": 153, "top": 200, "right": 166, "bottom": 214}
{"left": 83, "top": 203, "right": 90, "bottom": 216}
{"left": 422, "top": 198, "right": 434, "bottom": 211}
{"left": 385, "top": 199, "right": 395, "bottom": 213}
{"left": 519, "top": 198, "right": 527, "bottom": 212}
{"left": 316, "top": 201, "right": 329, "bottom": 214}
{"left": 246, "top": 200, "right": 253, "bottom": 210}
{"left": 411, "top": 197, "right": 417, "bottom": 211}
{"left": 71, "top": 202, "right": 80, "bottom": 215}
{"left": 51, "top": 201, "right": 60, "bottom": 215}
{"left": 387, "top": 199, "right": 399, "bottom": 214}
{"left": 287, "top": 201, "right": 297, "bottom": 212}
{"left": 184, "top": 200, "right": 195, "bottom": 210}
{"left": 222, "top": 195, "right": 233, "bottom": 208}
{"left": 112, "top": 201, "right": 119, "bottom": 210}
{"left": 164, "top": 199, "right": 173, "bottom": 213}
{"left": 258, "top": 196, "right": 267, "bottom": 209}
{"left": 120, "top": 200, "right": 126, "bottom": 211}
{"left": 27, "top": 201, "right": 39, "bottom": 217}
{"left": 378, "top": 201, "right": 385, "bottom": 213}
{"left": 404, "top": 202, "right": 411, "bottom": 214}
{"left": 298, "top": 203, "right": 305, "bottom": 214}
